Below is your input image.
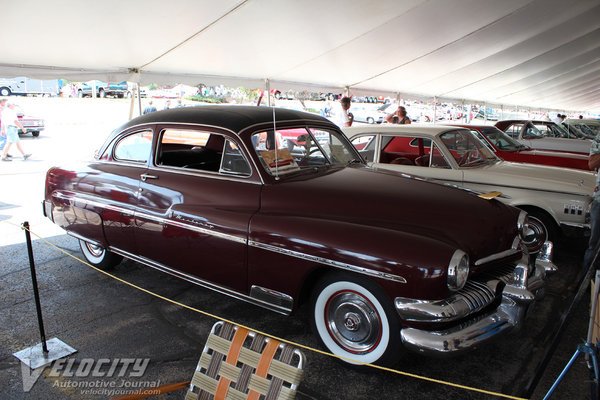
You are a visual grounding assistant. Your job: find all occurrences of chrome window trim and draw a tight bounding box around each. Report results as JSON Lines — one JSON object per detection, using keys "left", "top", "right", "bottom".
{"left": 112, "top": 129, "right": 154, "bottom": 164}
{"left": 154, "top": 128, "right": 257, "bottom": 181}
{"left": 145, "top": 165, "right": 261, "bottom": 185}
{"left": 55, "top": 193, "right": 406, "bottom": 284}
{"left": 248, "top": 240, "right": 406, "bottom": 283}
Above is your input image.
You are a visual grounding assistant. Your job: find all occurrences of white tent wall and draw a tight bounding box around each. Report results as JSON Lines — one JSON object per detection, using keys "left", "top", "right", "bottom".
{"left": 1, "top": 0, "right": 598, "bottom": 112}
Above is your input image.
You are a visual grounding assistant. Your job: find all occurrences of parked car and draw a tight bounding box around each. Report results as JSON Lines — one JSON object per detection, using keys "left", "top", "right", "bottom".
{"left": 495, "top": 120, "right": 591, "bottom": 154}
{"left": 563, "top": 119, "right": 600, "bottom": 139}
{"left": 345, "top": 125, "right": 595, "bottom": 253}
{"left": 15, "top": 105, "right": 44, "bottom": 137}
{"left": 350, "top": 104, "right": 387, "bottom": 124}
{"left": 44, "top": 106, "right": 549, "bottom": 365}
{"left": 77, "top": 80, "right": 130, "bottom": 98}
{"left": 456, "top": 125, "right": 591, "bottom": 171}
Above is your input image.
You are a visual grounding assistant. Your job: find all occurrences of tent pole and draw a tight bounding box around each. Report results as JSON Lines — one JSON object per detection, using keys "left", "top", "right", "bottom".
{"left": 433, "top": 96, "right": 437, "bottom": 125}
{"left": 265, "top": 79, "right": 271, "bottom": 107}
{"left": 137, "top": 84, "right": 142, "bottom": 116}
{"left": 128, "top": 85, "right": 136, "bottom": 120}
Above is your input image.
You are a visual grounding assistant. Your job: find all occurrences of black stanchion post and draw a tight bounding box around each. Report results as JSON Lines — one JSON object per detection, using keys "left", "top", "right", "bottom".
{"left": 22, "top": 221, "right": 48, "bottom": 354}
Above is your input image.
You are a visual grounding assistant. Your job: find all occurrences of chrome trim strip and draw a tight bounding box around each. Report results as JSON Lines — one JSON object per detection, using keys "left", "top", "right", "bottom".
{"left": 145, "top": 165, "right": 261, "bottom": 185}
{"left": 56, "top": 193, "right": 406, "bottom": 284}
{"left": 560, "top": 221, "right": 590, "bottom": 229}
{"left": 109, "top": 247, "right": 292, "bottom": 315}
{"left": 53, "top": 192, "right": 136, "bottom": 217}
{"left": 66, "top": 231, "right": 103, "bottom": 248}
{"left": 249, "top": 240, "right": 407, "bottom": 283}
{"left": 474, "top": 248, "right": 520, "bottom": 266}
{"left": 250, "top": 285, "right": 294, "bottom": 311}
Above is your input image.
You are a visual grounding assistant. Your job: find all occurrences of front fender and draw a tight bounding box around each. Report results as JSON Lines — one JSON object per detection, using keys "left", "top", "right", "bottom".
{"left": 248, "top": 214, "right": 457, "bottom": 302}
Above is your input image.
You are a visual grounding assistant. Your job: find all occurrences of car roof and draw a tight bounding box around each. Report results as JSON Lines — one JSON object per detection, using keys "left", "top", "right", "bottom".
{"left": 114, "top": 105, "right": 331, "bottom": 135}
{"left": 343, "top": 124, "right": 467, "bottom": 138}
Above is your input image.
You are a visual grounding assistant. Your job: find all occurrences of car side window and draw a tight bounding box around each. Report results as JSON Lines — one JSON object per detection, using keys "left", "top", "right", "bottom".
{"left": 157, "top": 129, "right": 224, "bottom": 172}
{"left": 113, "top": 131, "right": 152, "bottom": 163}
{"left": 470, "top": 130, "right": 495, "bottom": 152}
{"left": 351, "top": 135, "right": 376, "bottom": 162}
{"left": 220, "top": 140, "right": 251, "bottom": 176}
{"left": 505, "top": 124, "right": 522, "bottom": 138}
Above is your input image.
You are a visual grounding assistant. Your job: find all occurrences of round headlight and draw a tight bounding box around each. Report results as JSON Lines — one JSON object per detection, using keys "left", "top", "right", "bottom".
{"left": 447, "top": 250, "right": 469, "bottom": 291}
{"left": 517, "top": 210, "right": 529, "bottom": 239}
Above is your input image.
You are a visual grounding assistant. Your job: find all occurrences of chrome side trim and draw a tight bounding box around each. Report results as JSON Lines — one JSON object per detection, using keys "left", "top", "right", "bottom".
{"left": 109, "top": 247, "right": 292, "bottom": 315}
{"left": 250, "top": 285, "right": 294, "bottom": 312}
{"left": 249, "top": 240, "right": 407, "bottom": 283}
{"left": 560, "top": 221, "right": 590, "bottom": 229}
{"left": 66, "top": 231, "right": 103, "bottom": 248}
{"left": 474, "top": 248, "right": 520, "bottom": 266}
{"left": 56, "top": 192, "right": 406, "bottom": 284}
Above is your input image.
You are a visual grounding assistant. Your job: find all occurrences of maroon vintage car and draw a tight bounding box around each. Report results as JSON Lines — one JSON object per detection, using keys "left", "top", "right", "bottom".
{"left": 457, "top": 125, "right": 591, "bottom": 171}
{"left": 43, "top": 106, "right": 550, "bottom": 365}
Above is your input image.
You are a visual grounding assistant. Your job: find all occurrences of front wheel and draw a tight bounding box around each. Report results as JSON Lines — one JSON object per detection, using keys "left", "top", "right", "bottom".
{"left": 31, "top": 131, "right": 40, "bottom": 137}
{"left": 520, "top": 209, "right": 557, "bottom": 253}
{"left": 310, "top": 273, "right": 401, "bottom": 366}
{"left": 367, "top": 117, "right": 375, "bottom": 124}
{"left": 0, "top": 87, "right": 11, "bottom": 96}
{"left": 79, "top": 239, "right": 123, "bottom": 269}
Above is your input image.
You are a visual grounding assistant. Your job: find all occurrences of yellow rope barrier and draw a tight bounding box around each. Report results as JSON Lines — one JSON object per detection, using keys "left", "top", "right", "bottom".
{"left": 3, "top": 219, "right": 528, "bottom": 400}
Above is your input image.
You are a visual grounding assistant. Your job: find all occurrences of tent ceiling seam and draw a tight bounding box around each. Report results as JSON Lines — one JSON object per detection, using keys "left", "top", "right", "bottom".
{"left": 138, "top": 0, "right": 250, "bottom": 70}
{"left": 347, "top": 1, "right": 535, "bottom": 89}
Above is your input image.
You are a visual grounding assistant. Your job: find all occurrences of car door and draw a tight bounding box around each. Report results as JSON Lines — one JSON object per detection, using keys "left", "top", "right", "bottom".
{"left": 134, "top": 125, "right": 261, "bottom": 293}
{"left": 94, "top": 128, "right": 154, "bottom": 255}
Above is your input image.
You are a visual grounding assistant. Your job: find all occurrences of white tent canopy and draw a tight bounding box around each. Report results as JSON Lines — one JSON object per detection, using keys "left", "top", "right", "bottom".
{"left": 2, "top": 0, "right": 599, "bottom": 112}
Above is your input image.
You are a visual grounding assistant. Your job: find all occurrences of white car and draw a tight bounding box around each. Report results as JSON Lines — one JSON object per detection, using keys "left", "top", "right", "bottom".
{"left": 495, "top": 120, "right": 591, "bottom": 154}
{"left": 345, "top": 125, "right": 595, "bottom": 253}
{"left": 350, "top": 103, "right": 388, "bottom": 124}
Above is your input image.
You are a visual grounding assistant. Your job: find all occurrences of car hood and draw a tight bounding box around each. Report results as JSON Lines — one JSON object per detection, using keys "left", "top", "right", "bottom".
{"left": 259, "top": 166, "right": 520, "bottom": 265}
{"left": 467, "top": 161, "right": 596, "bottom": 197}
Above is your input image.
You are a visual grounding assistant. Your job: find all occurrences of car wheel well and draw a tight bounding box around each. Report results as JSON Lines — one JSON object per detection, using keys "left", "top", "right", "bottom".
{"left": 517, "top": 205, "right": 558, "bottom": 229}
{"left": 297, "top": 267, "right": 330, "bottom": 307}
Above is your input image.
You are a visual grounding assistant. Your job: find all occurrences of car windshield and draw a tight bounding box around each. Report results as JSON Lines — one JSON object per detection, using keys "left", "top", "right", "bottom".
{"left": 440, "top": 130, "right": 498, "bottom": 167}
{"left": 478, "top": 127, "right": 526, "bottom": 151}
{"left": 523, "top": 123, "right": 545, "bottom": 139}
{"left": 251, "top": 127, "right": 362, "bottom": 177}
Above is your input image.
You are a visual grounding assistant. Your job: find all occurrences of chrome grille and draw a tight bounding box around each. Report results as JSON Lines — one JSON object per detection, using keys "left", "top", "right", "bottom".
{"left": 455, "top": 280, "right": 496, "bottom": 313}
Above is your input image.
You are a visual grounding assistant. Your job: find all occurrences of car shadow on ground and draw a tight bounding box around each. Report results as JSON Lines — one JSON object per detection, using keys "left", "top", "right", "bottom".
{"left": 0, "top": 232, "right": 594, "bottom": 400}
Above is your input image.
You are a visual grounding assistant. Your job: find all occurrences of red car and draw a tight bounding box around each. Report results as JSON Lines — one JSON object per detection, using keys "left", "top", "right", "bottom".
{"left": 16, "top": 105, "right": 44, "bottom": 137}
{"left": 43, "top": 106, "right": 548, "bottom": 365}
{"left": 457, "top": 125, "right": 591, "bottom": 171}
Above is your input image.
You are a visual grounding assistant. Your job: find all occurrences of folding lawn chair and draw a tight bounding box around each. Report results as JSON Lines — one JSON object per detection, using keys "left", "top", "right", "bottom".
{"left": 185, "top": 321, "right": 306, "bottom": 400}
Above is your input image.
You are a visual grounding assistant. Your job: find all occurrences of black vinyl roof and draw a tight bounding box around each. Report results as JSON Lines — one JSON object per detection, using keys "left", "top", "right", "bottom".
{"left": 115, "top": 105, "right": 331, "bottom": 134}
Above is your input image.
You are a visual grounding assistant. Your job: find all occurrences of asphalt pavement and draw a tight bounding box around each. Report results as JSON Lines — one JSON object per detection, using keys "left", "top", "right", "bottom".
{"left": 0, "top": 97, "right": 596, "bottom": 400}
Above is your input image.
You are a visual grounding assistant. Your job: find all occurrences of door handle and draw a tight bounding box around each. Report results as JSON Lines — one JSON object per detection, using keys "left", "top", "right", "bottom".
{"left": 140, "top": 173, "right": 158, "bottom": 181}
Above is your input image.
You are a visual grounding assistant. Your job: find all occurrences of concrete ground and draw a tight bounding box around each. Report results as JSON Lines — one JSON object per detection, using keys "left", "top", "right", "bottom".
{"left": 0, "top": 97, "right": 596, "bottom": 399}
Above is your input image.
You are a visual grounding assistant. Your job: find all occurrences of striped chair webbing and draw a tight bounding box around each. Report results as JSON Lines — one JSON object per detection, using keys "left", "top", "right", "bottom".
{"left": 185, "top": 322, "right": 305, "bottom": 400}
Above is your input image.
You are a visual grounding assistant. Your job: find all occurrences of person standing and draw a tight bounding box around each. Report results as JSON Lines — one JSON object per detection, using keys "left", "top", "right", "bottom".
{"left": 385, "top": 105, "right": 411, "bottom": 124}
{"left": 1, "top": 103, "right": 31, "bottom": 161}
{"left": 143, "top": 101, "right": 157, "bottom": 115}
{"left": 337, "top": 97, "right": 354, "bottom": 127}
{"left": 0, "top": 99, "right": 7, "bottom": 156}
{"left": 584, "top": 132, "right": 600, "bottom": 269}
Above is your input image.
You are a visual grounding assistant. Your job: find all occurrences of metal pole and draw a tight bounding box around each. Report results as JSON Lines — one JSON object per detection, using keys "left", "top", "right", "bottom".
{"left": 22, "top": 221, "right": 48, "bottom": 354}
{"left": 266, "top": 79, "right": 271, "bottom": 107}
{"left": 137, "top": 83, "right": 142, "bottom": 116}
{"left": 433, "top": 96, "right": 437, "bottom": 125}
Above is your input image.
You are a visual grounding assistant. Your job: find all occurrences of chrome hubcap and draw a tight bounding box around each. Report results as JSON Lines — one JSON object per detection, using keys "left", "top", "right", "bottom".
{"left": 521, "top": 217, "right": 546, "bottom": 252}
{"left": 86, "top": 243, "right": 105, "bottom": 257}
{"left": 326, "top": 291, "right": 381, "bottom": 353}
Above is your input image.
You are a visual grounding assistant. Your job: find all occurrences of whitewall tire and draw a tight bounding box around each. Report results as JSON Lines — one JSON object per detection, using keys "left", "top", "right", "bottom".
{"left": 79, "top": 240, "right": 123, "bottom": 270}
{"left": 311, "top": 273, "right": 400, "bottom": 366}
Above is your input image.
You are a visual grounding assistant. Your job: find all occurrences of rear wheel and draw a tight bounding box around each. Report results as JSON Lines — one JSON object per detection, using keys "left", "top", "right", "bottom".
{"left": 79, "top": 239, "right": 123, "bottom": 269}
{"left": 31, "top": 131, "right": 40, "bottom": 137}
{"left": 367, "top": 117, "right": 375, "bottom": 124}
{"left": 310, "top": 272, "right": 401, "bottom": 366}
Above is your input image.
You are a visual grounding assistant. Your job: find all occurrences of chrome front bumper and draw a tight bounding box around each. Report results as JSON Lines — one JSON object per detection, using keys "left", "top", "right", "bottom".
{"left": 396, "top": 245, "right": 552, "bottom": 356}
